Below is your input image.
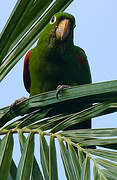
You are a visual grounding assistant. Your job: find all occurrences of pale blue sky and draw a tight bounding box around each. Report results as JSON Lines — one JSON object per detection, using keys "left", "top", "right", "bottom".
{"left": 0, "top": 0, "right": 117, "bottom": 179}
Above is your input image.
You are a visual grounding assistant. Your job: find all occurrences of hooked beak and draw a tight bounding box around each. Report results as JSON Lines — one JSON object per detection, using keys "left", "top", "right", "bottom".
{"left": 56, "top": 19, "right": 71, "bottom": 41}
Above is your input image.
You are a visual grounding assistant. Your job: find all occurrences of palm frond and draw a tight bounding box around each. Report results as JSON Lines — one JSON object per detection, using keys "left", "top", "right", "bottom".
{"left": 0, "top": 80, "right": 117, "bottom": 179}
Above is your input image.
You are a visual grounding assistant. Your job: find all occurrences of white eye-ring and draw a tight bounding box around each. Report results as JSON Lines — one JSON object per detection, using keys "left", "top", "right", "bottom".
{"left": 50, "top": 15, "right": 56, "bottom": 24}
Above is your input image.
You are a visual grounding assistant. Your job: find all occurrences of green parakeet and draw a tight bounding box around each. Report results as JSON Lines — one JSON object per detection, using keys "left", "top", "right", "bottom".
{"left": 23, "top": 12, "right": 92, "bottom": 130}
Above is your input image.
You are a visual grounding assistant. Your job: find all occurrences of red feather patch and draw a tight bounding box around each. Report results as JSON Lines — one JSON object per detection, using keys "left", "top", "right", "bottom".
{"left": 77, "top": 54, "right": 85, "bottom": 65}
{"left": 23, "top": 51, "right": 31, "bottom": 93}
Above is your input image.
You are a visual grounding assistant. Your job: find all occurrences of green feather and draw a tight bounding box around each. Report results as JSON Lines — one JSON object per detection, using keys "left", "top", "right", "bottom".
{"left": 28, "top": 12, "right": 91, "bottom": 97}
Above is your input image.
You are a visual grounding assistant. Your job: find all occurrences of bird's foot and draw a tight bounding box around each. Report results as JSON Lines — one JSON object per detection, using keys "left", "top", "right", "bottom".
{"left": 10, "top": 97, "right": 27, "bottom": 114}
{"left": 56, "top": 85, "right": 70, "bottom": 98}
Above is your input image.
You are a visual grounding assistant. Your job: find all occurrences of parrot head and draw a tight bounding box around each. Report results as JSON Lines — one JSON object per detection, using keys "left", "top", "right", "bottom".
{"left": 38, "top": 12, "right": 76, "bottom": 49}
{"left": 51, "top": 12, "right": 75, "bottom": 41}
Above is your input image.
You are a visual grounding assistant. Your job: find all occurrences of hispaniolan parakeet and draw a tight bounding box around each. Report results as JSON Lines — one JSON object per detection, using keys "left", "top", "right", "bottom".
{"left": 23, "top": 12, "right": 92, "bottom": 130}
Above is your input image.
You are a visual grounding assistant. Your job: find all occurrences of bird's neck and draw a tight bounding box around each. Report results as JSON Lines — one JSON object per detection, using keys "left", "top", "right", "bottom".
{"left": 50, "top": 31, "right": 74, "bottom": 57}
{"left": 37, "top": 31, "right": 74, "bottom": 61}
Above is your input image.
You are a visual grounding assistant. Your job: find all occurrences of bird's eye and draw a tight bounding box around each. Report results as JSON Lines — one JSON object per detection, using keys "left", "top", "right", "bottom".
{"left": 50, "top": 15, "right": 56, "bottom": 24}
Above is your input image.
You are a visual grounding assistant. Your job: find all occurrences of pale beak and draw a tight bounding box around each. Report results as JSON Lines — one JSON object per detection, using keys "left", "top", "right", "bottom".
{"left": 56, "top": 19, "right": 71, "bottom": 41}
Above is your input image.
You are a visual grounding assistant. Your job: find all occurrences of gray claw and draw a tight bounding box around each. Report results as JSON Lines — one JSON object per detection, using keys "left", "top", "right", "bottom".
{"left": 10, "top": 97, "right": 27, "bottom": 114}
{"left": 56, "top": 85, "right": 70, "bottom": 98}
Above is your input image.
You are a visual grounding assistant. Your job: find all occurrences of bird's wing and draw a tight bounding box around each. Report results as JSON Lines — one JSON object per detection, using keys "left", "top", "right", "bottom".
{"left": 75, "top": 46, "right": 92, "bottom": 84}
{"left": 23, "top": 51, "right": 31, "bottom": 93}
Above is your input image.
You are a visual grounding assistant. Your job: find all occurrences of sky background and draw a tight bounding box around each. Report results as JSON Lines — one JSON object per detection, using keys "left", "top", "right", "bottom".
{"left": 0, "top": 0, "right": 117, "bottom": 179}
